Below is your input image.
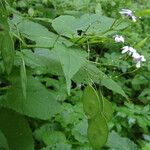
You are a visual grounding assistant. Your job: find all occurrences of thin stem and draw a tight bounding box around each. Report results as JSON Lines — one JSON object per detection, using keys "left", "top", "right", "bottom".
{"left": 115, "top": 68, "right": 138, "bottom": 78}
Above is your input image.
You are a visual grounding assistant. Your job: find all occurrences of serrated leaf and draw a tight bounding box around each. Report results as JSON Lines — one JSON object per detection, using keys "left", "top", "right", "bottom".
{"left": 82, "top": 85, "right": 102, "bottom": 118}
{"left": 0, "top": 129, "right": 9, "bottom": 150}
{"left": 88, "top": 113, "right": 108, "bottom": 150}
{"left": 17, "top": 18, "right": 72, "bottom": 47}
{"left": 52, "top": 44, "right": 87, "bottom": 94}
{"left": 74, "top": 62, "right": 128, "bottom": 99}
{"left": 71, "top": 119, "right": 88, "bottom": 143}
{"left": 73, "top": 63, "right": 101, "bottom": 84}
{"left": 52, "top": 14, "right": 115, "bottom": 38}
{"left": 0, "top": 108, "right": 34, "bottom": 150}
{"left": 55, "top": 103, "right": 84, "bottom": 127}
{"left": 0, "top": 71, "right": 61, "bottom": 120}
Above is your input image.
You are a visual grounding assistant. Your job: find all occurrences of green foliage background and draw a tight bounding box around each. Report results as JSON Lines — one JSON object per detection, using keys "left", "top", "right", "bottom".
{"left": 0, "top": 0, "right": 150, "bottom": 150}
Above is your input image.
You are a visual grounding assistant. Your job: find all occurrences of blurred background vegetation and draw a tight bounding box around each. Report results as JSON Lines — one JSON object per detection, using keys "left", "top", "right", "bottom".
{"left": 0, "top": 0, "right": 150, "bottom": 150}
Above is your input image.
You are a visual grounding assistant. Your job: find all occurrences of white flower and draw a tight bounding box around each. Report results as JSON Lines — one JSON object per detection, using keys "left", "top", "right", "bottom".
{"left": 132, "top": 52, "right": 146, "bottom": 68}
{"left": 119, "top": 9, "right": 132, "bottom": 15}
{"left": 114, "top": 35, "right": 124, "bottom": 43}
{"left": 132, "top": 52, "right": 141, "bottom": 59}
{"left": 131, "top": 15, "right": 137, "bottom": 22}
{"left": 121, "top": 46, "right": 129, "bottom": 53}
{"left": 119, "top": 8, "right": 137, "bottom": 22}
{"left": 136, "top": 61, "right": 141, "bottom": 68}
{"left": 121, "top": 46, "right": 136, "bottom": 55}
{"left": 141, "top": 55, "right": 146, "bottom": 62}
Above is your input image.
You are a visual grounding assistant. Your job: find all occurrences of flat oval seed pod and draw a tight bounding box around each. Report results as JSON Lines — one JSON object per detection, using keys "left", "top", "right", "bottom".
{"left": 103, "top": 98, "right": 113, "bottom": 122}
{"left": 88, "top": 113, "right": 108, "bottom": 150}
{"left": 82, "top": 85, "right": 102, "bottom": 119}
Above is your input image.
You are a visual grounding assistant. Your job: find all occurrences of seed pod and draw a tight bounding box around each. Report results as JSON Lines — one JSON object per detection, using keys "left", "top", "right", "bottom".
{"left": 82, "top": 85, "right": 102, "bottom": 119}
{"left": 88, "top": 113, "right": 108, "bottom": 150}
{"left": 103, "top": 98, "right": 113, "bottom": 122}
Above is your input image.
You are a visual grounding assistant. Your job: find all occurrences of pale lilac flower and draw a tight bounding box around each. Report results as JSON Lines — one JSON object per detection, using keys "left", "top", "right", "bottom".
{"left": 132, "top": 52, "right": 146, "bottom": 68}
{"left": 132, "top": 52, "right": 141, "bottom": 59}
{"left": 119, "top": 9, "right": 137, "bottom": 22}
{"left": 114, "top": 35, "right": 124, "bottom": 43}
{"left": 121, "top": 46, "right": 136, "bottom": 55}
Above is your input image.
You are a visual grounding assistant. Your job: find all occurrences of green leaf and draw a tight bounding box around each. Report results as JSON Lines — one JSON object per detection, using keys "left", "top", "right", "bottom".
{"left": 0, "top": 108, "right": 34, "bottom": 150}
{"left": 20, "top": 56, "right": 27, "bottom": 99}
{"left": 134, "top": 37, "right": 148, "bottom": 49}
{"left": 101, "top": 77, "right": 128, "bottom": 99}
{"left": 33, "top": 48, "right": 63, "bottom": 75}
{"left": 52, "top": 14, "right": 115, "bottom": 38}
{"left": 73, "top": 62, "right": 101, "bottom": 84}
{"left": 1, "top": 33, "right": 14, "bottom": 74}
{"left": 103, "top": 98, "right": 113, "bottom": 122}
{"left": 34, "top": 124, "right": 71, "bottom": 149}
{"left": 142, "top": 142, "right": 150, "bottom": 150}
{"left": 55, "top": 103, "right": 84, "bottom": 127}
{"left": 88, "top": 114, "right": 108, "bottom": 150}
{"left": 17, "top": 18, "right": 72, "bottom": 47}
{"left": 0, "top": 3, "right": 14, "bottom": 75}
{"left": 106, "top": 131, "right": 138, "bottom": 150}
{"left": 74, "top": 62, "right": 128, "bottom": 99}
{"left": 136, "top": 9, "right": 150, "bottom": 16}
{"left": 0, "top": 129, "right": 9, "bottom": 150}
{"left": 52, "top": 44, "right": 87, "bottom": 94}
{"left": 42, "top": 131, "right": 67, "bottom": 146}
{"left": 82, "top": 85, "right": 102, "bottom": 119}
{"left": 71, "top": 118, "right": 88, "bottom": 143}
{"left": 0, "top": 71, "right": 61, "bottom": 120}
{"left": 40, "top": 143, "right": 72, "bottom": 150}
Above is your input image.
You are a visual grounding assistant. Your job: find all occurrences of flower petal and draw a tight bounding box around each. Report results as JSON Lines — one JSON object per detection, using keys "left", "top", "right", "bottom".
{"left": 141, "top": 55, "right": 146, "bottom": 62}
{"left": 136, "top": 61, "right": 141, "bottom": 68}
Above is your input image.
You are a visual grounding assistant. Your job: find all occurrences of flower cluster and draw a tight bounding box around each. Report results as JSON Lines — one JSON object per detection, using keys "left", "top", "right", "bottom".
{"left": 113, "top": 9, "right": 146, "bottom": 68}
{"left": 121, "top": 46, "right": 146, "bottom": 68}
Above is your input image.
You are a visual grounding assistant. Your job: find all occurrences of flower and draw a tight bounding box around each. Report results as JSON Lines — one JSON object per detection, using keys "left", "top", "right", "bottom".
{"left": 132, "top": 52, "right": 146, "bottom": 68}
{"left": 114, "top": 35, "right": 124, "bottom": 43}
{"left": 121, "top": 46, "right": 136, "bottom": 55}
{"left": 119, "top": 9, "right": 137, "bottom": 22}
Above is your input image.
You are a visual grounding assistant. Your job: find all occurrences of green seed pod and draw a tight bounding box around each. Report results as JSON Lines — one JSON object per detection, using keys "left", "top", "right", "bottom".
{"left": 88, "top": 113, "right": 108, "bottom": 150}
{"left": 103, "top": 98, "right": 113, "bottom": 122}
{"left": 82, "top": 85, "right": 102, "bottom": 119}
